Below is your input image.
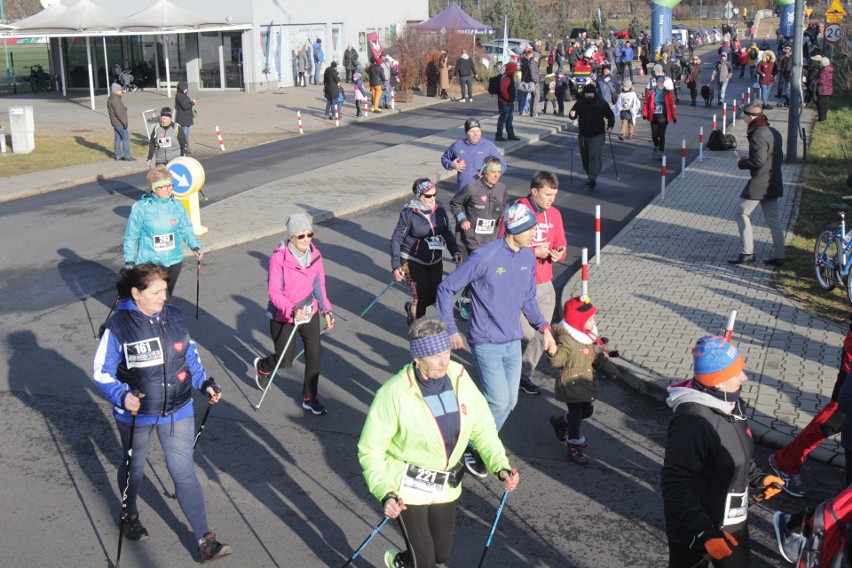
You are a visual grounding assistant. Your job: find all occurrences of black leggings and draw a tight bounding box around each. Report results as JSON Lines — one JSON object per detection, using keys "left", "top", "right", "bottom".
{"left": 407, "top": 261, "right": 443, "bottom": 319}
{"left": 165, "top": 262, "right": 183, "bottom": 297}
{"left": 668, "top": 525, "right": 750, "bottom": 568}
{"left": 397, "top": 501, "right": 456, "bottom": 568}
{"left": 259, "top": 312, "right": 322, "bottom": 400}
{"left": 651, "top": 118, "right": 669, "bottom": 151}
{"left": 566, "top": 402, "right": 594, "bottom": 440}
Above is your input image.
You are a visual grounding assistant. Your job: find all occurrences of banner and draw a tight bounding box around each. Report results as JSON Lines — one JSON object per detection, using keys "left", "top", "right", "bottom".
{"left": 778, "top": 0, "right": 796, "bottom": 37}
{"left": 650, "top": 1, "right": 675, "bottom": 58}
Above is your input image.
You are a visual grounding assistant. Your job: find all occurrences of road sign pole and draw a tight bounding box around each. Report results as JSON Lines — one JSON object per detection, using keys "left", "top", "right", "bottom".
{"left": 786, "top": 0, "right": 805, "bottom": 162}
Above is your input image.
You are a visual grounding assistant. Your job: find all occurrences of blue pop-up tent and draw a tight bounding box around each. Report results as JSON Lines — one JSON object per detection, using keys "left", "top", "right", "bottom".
{"left": 418, "top": 1, "right": 495, "bottom": 35}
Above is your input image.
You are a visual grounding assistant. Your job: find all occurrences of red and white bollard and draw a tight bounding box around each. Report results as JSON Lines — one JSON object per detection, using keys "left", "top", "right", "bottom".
{"left": 681, "top": 139, "right": 686, "bottom": 179}
{"left": 595, "top": 205, "right": 601, "bottom": 265}
{"left": 722, "top": 103, "right": 727, "bottom": 135}
{"left": 713, "top": 114, "right": 717, "bottom": 131}
{"left": 724, "top": 309, "right": 738, "bottom": 341}
{"left": 699, "top": 126, "right": 704, "bottom": 162}
{"left": 391, "top": 90, "right": 395, "bottom": 110}
{"left": 581, "top": 247, "right": 589, "bottom": 298}
{"left": 732, "top": 99, "right": 737, "bottom": 128}
{"left": 741, "top": 92, "right": 745, "bottom": 107}
{"left": 215, "top": 125, "right": 225, "bottom": 151}
{"left": 747, "top": 87, "right": 751, "bottom": 103}
{"left": 297, "top": 111, "right": 304, "bottom": 135}
{"left": 660, "top": 155, "right": 667, "bottom": 201}
{"left": 334, "top": 104, "right": 340, "bottom": 127}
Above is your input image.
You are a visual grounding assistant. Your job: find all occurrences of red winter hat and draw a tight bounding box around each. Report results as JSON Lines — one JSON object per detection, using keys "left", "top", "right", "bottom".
{"left": 564, "top": 296, "right": 597, "bottom": 331}
{"left": 505, "top": 62, "right": 517, "bottom": 75}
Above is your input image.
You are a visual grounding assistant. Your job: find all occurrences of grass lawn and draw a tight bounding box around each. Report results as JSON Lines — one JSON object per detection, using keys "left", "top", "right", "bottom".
{"left": 0, "top": 133, "right": 148, "bottom": 176}
{"left": 773, "top": 97, "right": 852, "bottom": 325}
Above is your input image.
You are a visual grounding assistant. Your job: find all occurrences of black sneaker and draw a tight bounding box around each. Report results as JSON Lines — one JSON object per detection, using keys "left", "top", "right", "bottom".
{"left": 302, "top": 398, "right": 327, "bottom": 415}
{"left": 463, "top": 447, "right": 488, "bottom": 478}
{"left": 550, "top": 414, "right": 568, "bottom": 442}
{"left": 507, "top": 135, "right": 521, "bottom": 141}
{"left": 121, "top": 512, "right": 149, "bottom": 541}
{"left": 519, "top": 375, "right": 541, "bottom": 395}
{"left": 495, "top": 135, "right": 506, "bottom": 141}
{"left": 404, "top": 302, "right": 415, "bottom": 326}
{"left": 199, "top": 532, "right": 233, "bottom": 564}
{"left": 254, "top": 357, "right": 270, "bottom": 390}
{"left": 728, "top": 253, "right": 755, "bottom": 265}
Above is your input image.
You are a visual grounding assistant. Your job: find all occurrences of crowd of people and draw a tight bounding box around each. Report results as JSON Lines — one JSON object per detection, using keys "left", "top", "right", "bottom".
{"left": 94, "top": 17, "right": 846, "bottom": 566}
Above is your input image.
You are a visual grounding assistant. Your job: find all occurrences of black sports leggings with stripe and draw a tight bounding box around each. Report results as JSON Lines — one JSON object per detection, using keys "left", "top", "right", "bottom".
{"left": 395, "top": 501, "right": 456, "bottom": 568}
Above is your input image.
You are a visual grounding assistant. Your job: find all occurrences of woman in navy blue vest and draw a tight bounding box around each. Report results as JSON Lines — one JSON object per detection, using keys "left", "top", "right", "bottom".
{"left": 93, "top": 264, "right": 232, "bottom": 563}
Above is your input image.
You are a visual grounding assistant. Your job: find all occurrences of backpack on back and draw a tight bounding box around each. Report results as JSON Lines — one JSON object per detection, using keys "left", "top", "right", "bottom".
{"left": 488, "top": 74, "right": 504, "bottom": 96}
{"left": 707, "top": 129, "right": 737, "bottom": 151}
{"left": 799, "top": 487, "right": 852, "bottom": 568}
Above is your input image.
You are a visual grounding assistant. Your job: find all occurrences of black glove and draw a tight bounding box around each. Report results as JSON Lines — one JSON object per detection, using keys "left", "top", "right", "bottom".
{"left": 453, "top": 252, "right": 463, "bottom": 264}
{"left": 200, "top": 378, "right": 221, "bottom": 397}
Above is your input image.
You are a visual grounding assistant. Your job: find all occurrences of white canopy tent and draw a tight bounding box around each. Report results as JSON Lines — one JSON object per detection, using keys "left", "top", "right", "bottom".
{"left": 2, "top": 0, "right": 250, "bottom": 109}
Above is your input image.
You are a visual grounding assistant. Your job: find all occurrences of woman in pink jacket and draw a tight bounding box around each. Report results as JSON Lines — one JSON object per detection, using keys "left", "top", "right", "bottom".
{"left": 253, "top": 213, "right": 335, "bottom": 415}
{"left": 816, "top": 57, "right": 834, "bottom": 122}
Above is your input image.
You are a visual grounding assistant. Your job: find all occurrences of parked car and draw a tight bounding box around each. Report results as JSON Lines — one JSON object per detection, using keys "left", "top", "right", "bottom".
{"left": 479, "top": 42, "right": 522, "bottom": 70}
{"left": 568, "top": 28, "right": 589, "bottom": 39}
{"left": 609, "top": 26, "right": 630, "bottom": 39}
{"left": 483, "top": 38, "right": 534, "bottom": 54}
{"left": 688, "top": 29, "right": 704, "bottom": 47}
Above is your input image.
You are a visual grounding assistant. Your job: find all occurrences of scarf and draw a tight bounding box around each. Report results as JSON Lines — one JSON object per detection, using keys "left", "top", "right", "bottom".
{"left": 747, "top": 113, "right": 770, "bottom": 132}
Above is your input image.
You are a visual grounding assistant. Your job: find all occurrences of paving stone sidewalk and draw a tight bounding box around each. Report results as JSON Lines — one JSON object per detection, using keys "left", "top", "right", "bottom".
{"left": 560, "top": 108, "right": 846, "bottom": 467}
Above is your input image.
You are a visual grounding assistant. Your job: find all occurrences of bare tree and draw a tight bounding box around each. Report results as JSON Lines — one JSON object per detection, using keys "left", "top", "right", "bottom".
{"left": 3, "top": 0, "right": 42, "bottom": 22}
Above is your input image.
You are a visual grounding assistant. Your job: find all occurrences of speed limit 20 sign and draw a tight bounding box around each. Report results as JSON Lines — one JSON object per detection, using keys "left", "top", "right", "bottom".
{"left": 825, "top": 23, "right": 844, "bottom": 43}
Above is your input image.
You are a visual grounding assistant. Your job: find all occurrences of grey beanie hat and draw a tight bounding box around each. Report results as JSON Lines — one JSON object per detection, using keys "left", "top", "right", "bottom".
{"left": 286, "top": 213, "right": 313, "bottom": 236}
{"left": 653, "top": 64, "right": 664, "bottom": 74}
{"left": 111, "top": 83, "right": 123, "bottom": 94}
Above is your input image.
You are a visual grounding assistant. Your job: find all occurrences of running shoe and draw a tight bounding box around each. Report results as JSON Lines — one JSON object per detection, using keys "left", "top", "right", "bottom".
{"left": 769, "top": 453, "right": 807, "bottom": 497}
{"left": 121, "top": 512, "right": 149, "bottom": 541}
{"left": 302, "top": 398, "right": 328, "bottom": 415}
{"left": 384, "top": 548, "right": 402, "bottom": 567}
{"left": 254, "top": 357, "right": 270, "bottom": 390}
{"left": 463, "top": 447, "right": 489, "bottom": 478}
{"left": 199, "top": 532, "right": 233, "bottom": 564}
{"left": 773, "top": 511, "right": 805, "bottom": 564}
{"left": 519, "top": 375, "right": 541, "bottom": 395}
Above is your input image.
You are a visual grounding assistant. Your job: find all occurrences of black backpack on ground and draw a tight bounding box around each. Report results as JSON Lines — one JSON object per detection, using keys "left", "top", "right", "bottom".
{"left": 488, "top": 74, "right": 503, "bottom": 96}
{"left": 707, "top": 128, "right": 737, "bottom": 151}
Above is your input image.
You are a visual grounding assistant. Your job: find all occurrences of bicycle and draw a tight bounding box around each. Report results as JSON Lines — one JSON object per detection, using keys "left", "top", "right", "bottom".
{"left": 29, "top": 65, "right": 53, "bottom": 93}
{"left": 814, "top": 199, "right": 852, "bottom": 303}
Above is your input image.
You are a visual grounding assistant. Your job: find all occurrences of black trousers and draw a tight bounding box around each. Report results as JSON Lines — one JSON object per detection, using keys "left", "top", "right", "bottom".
{"left": 406, "top": 261, "right": 443, "bottom": 319}
{"left": 259, "top": 312, "right": 322, "bottom": 400}
{"left": 565, "top": 402, "right": 594, "bottom": 440}
{"left": 165, "top": 262, "right": 183, "bottom": 297}
{"left": 397, "top": 501, "right": 456, "bottom": 568}
{"left": 816, "top": 95, "right": 829, "bottom": 121}
{"left": 668, "top": 525, "right": 750, "bottom": 568}
{"left": 651, "top": 118, "right": 669, "bottom": 151}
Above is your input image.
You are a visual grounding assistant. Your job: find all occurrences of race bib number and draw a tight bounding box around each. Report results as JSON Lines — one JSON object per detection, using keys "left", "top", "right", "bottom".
{"left": 474, "top": 218, "right": 496, "bottom": 235}
{"left": 425, "top": 236, "right": 444, "bottom": 251}
{"left": 153, "top": 233, "right": 175, "bottom": 251}
{"left": 722, "top": 489, "right": 748, "bottom": 527}
{"left": 400, "top": 464, "right": 449, "bottom": 498}
{"left": 124, "top": 337, "right": 164, "bottom": 368}
{"left": 295, "top": 303, "right": 313, "bottom": 325}
{"left": 157, "top": 136, "right": 173, "bottom": 148}
{"left": 654, "top": 104, "right": 663, "bottom": 114}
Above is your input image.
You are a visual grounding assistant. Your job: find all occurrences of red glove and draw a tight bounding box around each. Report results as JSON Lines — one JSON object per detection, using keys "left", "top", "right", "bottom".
{"left": 701, "top": 529, "right": 739, "bottom": 560}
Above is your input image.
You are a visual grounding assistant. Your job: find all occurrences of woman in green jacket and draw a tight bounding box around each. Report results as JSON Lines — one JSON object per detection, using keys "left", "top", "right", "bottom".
{"left": 358, "top": 317, "right": 520, "bottom": 568}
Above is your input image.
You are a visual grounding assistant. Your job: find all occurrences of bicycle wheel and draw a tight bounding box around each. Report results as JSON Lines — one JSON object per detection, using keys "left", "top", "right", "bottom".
{"left": 814, "top": 229, "right": 840, "bottom": 291}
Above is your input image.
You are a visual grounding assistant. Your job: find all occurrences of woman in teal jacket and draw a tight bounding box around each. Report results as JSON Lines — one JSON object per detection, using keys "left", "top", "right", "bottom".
{"left": 358, "top": 317, "right": 520, "bottom": 568}
{"left": 123, "top": 166, "right": 202, "bottom": 296}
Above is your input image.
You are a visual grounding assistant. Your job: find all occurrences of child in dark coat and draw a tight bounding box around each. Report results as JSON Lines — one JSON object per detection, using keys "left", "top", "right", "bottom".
{"left": 548, "top": 296, "right": 619, "bottom": 464}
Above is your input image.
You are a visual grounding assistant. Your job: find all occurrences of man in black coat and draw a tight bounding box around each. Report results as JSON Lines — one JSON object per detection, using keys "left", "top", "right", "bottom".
{"left": 343, "top": 44, "right": 357, "bottom": 82}
{"left": 568, "top": 83, "right": 615, "bottom": 190}
{"left": 729, "top": 102, "right": 785, "bottom": 266}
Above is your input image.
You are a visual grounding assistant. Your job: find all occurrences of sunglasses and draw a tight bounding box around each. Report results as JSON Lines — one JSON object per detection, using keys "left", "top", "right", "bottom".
{"left": 421, "top": 192, "right": 437, "bottom": 198}
{"left": 294, "top": 232, "right": 314, "bottom": 240}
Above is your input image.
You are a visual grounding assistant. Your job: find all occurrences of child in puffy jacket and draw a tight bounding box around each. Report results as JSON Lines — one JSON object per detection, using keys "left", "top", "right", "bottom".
{"left": 613, "top": 79, "right": 642, "bottom": 140}
{"left": 542, "top": 73, "right": 557, "bottom": 114}
{"left": 353, "top": 71, "right": 367, "bottom": 117}
{"left": 548, "top": 296, "right": 619, "bottom": 464}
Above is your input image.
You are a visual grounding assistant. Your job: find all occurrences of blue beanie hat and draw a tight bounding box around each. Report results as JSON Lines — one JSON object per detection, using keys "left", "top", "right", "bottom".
{"left": 503, "top": 203, "right": 537, "bottom": 235}
{"left": 692, "top": 335, "right": 744, "bottom": 386}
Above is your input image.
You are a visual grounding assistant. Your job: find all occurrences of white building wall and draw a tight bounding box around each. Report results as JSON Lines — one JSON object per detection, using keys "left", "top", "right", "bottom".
{"left": 98, "top": 0, "right": 427, "bottom": 90}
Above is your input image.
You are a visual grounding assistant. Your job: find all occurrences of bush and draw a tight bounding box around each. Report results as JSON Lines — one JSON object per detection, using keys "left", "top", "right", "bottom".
{"left": 396, "top": 53, "right": 417, "bottom": 91}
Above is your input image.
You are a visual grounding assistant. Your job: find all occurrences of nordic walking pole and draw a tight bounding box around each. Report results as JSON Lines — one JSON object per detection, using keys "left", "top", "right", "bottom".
{"left": 690, "top": 554, "right": 712, "bottom": 568}
{"left": 568, "top": 125, "right": 575, "bottom": 185}
{"left": 360, "top": 280, "right": 397, "bottom": 318}
{"left": 98, "top": 295, "right": 119, "bottom": 339}
{"left": 292, "top": 327, "right": 330, "bottom": 363}
{"left": 477, "top": 490, "right": 509, "bottom": 568}
{"left": 608, "top": 131, "right": 620, "bottom": 180}
{"left": 254, "top": 320, "right": 304, "bottom": 411}
{"left": 341, "top": 517, "right": 390, "bottom": 567}
{"left": 193, "top": 382, "right": 221, "bottom": 450}
{"left": 195, "top": 258, "right": 201, "bottom": 320}
{"left": 116, "top": 390, "right": 141, "bottom": 568}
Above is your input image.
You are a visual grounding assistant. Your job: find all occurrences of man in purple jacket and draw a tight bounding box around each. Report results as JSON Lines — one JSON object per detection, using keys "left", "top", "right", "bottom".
{"left": 441, "top": 118, "right": 506, "bottom": 193}
{"left": 436, "top": 203, "right": 556, "bottom": 476}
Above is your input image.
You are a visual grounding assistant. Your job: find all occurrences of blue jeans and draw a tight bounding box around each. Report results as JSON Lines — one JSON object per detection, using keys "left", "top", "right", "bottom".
{"left": 517, "top": 91, "right": 528, "bottom": 113}
{"left": 325, "top": 97, "right": 335, "bottom": 117}
{"left": 314, "top": 64, "right": 322, "bottom": 85}
{"left": 718, "top": 80, "right": 729, "bottom": 103}
{"left": 380, "top": 87, "right": 391, "bottom": 108}
{"left": 471, "top": 340, "right": 522, "bottom": 431}
{"left": 496, "top": 100, "right": 514, "bottom": 138}
{"left": 760, "top": 83, "right": 771, "bottom": 105}
{"left": 113, "top": 125, "right": 130, "bottom": 159}
{"left": 117, "top": 416, "right": 210, "bottom": 540}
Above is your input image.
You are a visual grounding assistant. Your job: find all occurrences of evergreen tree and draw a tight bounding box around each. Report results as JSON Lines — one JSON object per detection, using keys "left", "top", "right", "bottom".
{"left": 516, "top": 0, "right": 541, "bottom": 41}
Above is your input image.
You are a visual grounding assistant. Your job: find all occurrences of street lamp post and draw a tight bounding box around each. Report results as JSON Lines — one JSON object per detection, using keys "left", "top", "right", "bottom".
{"left": 1, "top": 0, "right": 11, "bottom": 86}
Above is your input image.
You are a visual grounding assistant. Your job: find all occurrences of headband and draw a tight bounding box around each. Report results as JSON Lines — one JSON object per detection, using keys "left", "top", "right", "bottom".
{"left": 481, "top": 163, "right": 503, "bottom": 174}
{"left": 409, "top": 331, "right": 451, "bottom": 359}
{"left": 415, "top": 180, "right": 435, "bottom": 196}
{"left": 151, "top": 179, "right": 173, "bottom": 190}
